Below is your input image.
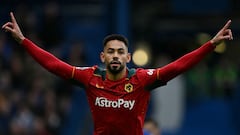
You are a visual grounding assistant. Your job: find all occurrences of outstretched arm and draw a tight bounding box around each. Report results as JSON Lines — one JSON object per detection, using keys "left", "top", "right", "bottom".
{"left": 158, "top": 20, "right": 233, "bottom": 82}
{"left": 2, "top": 12, "right": 73, "bottom": 79}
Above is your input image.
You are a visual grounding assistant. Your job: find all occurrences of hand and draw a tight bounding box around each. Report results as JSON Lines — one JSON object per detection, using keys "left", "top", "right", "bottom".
{"left": 2, "top": 12, "right": 25, "bottom": 44}
{"left": 210, "top": 20, "right": 233, "bottom": 46}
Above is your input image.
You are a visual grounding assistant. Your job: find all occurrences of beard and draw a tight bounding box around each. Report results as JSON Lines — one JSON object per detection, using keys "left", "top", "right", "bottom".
{"left": 106, "top": 62, "right": 125, "bottom": 74}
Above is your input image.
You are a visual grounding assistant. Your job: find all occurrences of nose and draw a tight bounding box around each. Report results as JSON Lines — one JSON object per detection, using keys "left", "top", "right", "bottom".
{"left": 113, "top": 56, "right": 119, "bottom": 61}
{"left": 113, "top": 52, "right": 119, "bottom": 59}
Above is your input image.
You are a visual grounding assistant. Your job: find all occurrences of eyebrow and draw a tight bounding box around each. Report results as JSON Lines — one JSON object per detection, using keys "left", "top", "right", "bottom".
{"left": 107, "top": 48, "right": 125, "bottom": 51}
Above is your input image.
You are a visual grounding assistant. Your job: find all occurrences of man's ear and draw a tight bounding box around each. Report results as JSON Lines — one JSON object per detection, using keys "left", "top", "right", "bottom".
{"left": 100, "top": 52, "right": 105, "bottom": 63}
{"left": 127, "top": 53, "right": 131, "bottom": 63}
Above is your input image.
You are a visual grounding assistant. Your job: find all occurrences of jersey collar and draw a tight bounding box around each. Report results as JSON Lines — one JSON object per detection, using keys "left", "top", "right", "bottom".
{"left": 94, "top": 67, "right": 136, "bottom": 80}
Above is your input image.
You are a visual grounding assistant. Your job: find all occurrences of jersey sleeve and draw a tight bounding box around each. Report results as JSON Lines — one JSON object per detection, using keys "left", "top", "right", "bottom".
{"left": 136, "top": 68, "right": 166, "bottom": 90}
{"left": 158, "top": 41, "right": 215, "bottom": 82}
{"left": 21, "top": 38, "right": 74, "bottom": 79}
{"left": 70, "top": 66, "right": 96, "bottom": 88}
{"left": 21, "top": 38, "right": 95, "bottom": 88}
{"left": 137, "top": 41, "right": 215, "bottom": 90}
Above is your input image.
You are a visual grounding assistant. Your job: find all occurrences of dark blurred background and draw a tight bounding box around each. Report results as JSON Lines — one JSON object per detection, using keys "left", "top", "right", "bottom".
{"left": 0, "top": 0, "right": 240, "bottom": 135}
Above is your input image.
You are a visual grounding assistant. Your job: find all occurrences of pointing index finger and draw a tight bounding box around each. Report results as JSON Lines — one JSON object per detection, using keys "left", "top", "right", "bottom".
{"left": 10, "top": 12, "right": 17, "bottom": 24}
{"left": 222, "top": 20, "right": 232, "bottom": 30}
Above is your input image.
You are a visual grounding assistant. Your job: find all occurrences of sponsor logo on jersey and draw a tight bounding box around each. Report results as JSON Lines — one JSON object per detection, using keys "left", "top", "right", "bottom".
{"left": 124, "top": 83, "right": 133, "bottom": 93}
{"left": 95, "top": 97, "right": 135, "bottom": 110}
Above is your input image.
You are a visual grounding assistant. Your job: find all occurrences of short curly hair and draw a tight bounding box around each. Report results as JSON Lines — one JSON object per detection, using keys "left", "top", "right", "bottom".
{"left": 103, "top": 34, "right": 129, "bottom": 48}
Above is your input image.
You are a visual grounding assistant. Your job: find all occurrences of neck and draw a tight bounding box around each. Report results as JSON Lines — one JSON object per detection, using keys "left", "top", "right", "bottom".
{"left": 106, "top": 68, "right": 127, "bottom": 81}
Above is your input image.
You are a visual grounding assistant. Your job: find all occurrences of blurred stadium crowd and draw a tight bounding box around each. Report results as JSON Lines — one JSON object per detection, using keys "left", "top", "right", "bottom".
{"left": 0, "top": 0, "right": 240, "bottom": 135}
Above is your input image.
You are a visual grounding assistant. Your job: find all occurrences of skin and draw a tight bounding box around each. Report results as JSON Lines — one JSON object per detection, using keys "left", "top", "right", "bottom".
{"left": 100, "top": 40, "right": 131, "bottom": 81}
{"left": 2, "top": 12, "right": 234, "bottom": 81}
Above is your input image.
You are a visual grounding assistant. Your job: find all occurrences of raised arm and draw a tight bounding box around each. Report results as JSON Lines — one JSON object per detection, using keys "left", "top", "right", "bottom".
{"left": 2, "top": 12, "right": 73, "bottom": 79}
{"left": 158, "top": 20, "right": 233, "bottom": 82}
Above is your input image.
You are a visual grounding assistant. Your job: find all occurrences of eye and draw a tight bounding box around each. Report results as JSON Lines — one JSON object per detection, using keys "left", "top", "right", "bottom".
{"left": 107, "top": 49, "right": 114, "bottom": 54}
{"left": 118, "top": 49, "right": 125, "bottom": 54}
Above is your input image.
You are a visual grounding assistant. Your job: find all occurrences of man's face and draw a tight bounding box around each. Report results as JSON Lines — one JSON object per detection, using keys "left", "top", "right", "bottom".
{"left": 100, "top": 40, "right": 131, "bottom": 74}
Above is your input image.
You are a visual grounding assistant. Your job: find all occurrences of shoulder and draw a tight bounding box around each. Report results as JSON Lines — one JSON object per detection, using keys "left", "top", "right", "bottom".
{"left": 93, "top": 66, "right": 106, "bottom": 79}
{"left": 129, "top": 68, "right": 157, "bottom": 82}
{"left": 75, "top": 66, "right": 95, "bottom": 70}
{"left": 74, "top": 65, "right": 98, "bottom": 77}
{"left": 135, "top": 68, "right": 157, "bottom": 76}
{"left": 93, "top": 66, "right": 106, "bottom": 74}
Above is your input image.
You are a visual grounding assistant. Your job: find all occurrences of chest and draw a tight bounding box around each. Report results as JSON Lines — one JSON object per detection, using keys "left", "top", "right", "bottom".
{"left": 86, "top": 77, "right": 150, "bottom": 112}
{"left": 88, "top": 77, "right": 142, "bottom": 95}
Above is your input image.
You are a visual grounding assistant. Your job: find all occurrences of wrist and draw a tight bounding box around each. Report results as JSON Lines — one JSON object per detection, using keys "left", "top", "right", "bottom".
{"left": 17, "top": 36, "right": 25, "bottom": 44}
{"left": 210, "top": 39, "right": 219, "bottom": 47}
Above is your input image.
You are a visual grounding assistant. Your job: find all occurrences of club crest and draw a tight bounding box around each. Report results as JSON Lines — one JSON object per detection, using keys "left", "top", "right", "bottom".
{"left": 124, "top": 83, "right": 133, "bottom": 93}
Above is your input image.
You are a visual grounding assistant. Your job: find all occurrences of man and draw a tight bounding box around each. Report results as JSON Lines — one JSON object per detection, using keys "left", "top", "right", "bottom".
{"left": 144, "top": 118, "right": 161, "bottom": 135}
{"left": 2, "top": 12, "right": 233, "bottom": 135}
